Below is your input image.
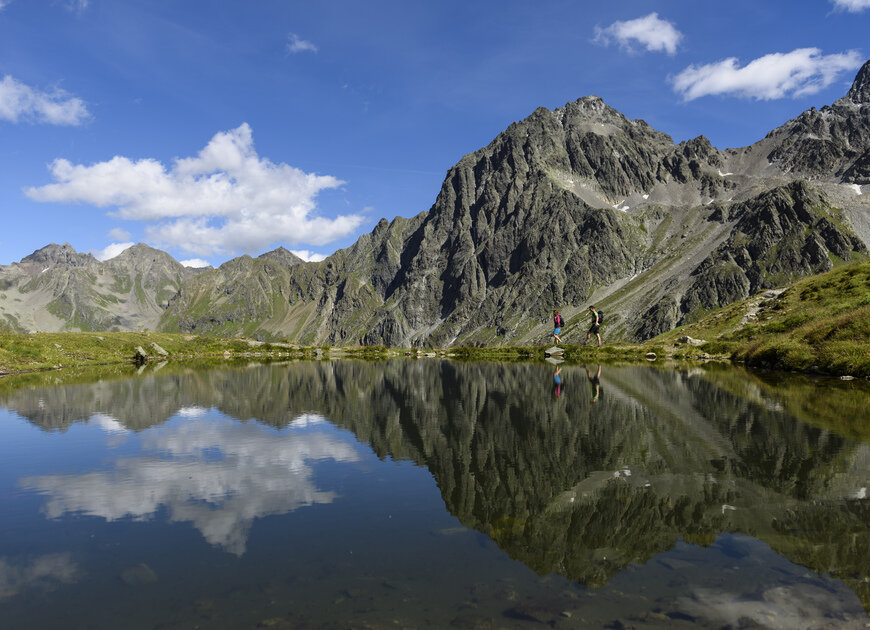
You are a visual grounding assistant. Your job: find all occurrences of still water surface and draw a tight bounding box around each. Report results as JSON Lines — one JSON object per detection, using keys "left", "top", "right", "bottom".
{"left": 0, "top": 360, "right": 868, "bottom": 629}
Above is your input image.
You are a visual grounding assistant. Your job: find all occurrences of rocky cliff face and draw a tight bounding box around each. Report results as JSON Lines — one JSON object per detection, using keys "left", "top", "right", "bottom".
{"left": 4, "top": 62, "right": 870, "bottom": 343}
{"left": 762, "top": 62, "right": 870, "bottom": 184}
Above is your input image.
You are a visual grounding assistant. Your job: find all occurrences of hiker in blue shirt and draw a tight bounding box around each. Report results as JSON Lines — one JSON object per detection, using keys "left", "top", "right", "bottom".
{"left": 552, "top": 309, "right": 565, "bottom": 345}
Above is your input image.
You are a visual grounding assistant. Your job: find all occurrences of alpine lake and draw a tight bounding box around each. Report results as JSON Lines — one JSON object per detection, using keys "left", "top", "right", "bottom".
{"left": 1, "top": 358, "right": 868, "bottom": 630}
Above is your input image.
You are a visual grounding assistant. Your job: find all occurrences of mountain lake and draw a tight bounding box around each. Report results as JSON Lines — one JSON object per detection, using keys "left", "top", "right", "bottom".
{"left": 0, "top": 359, "right": 868, "bottom": 629}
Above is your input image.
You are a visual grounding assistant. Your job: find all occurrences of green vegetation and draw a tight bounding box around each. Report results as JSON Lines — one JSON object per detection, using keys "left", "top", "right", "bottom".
{"left": 654, "top": 261, "right": 870, "bottom": 376}
{"left": 0, "top": 331, "right": 309, "bottom": 375}
{"left": 446, "top": 343, "right": 657, "bottom": 363}
{"left": 0, "top": 330, "right": 665, "bottom": 376}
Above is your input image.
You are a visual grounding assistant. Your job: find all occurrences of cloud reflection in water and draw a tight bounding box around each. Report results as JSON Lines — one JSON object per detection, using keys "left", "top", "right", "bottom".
{"left": 21, "top": 413, "right": 360, "bottom": 555}
{"left": 0, "top": 553, "right": 80, "bottom": 599}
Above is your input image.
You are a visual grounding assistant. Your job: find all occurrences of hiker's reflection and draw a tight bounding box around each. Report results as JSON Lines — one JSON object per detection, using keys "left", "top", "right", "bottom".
{"left": 553, "top": 365, "right": 563, "bottom": 400}
{"left": 585, "top": 364, "right": 601, "bottom": 403}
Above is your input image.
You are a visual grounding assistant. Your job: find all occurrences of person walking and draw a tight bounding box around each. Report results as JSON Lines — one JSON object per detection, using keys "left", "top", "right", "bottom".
{"left": 585, "top": 306, "right": 602, "bottom": 347}
{"left": 552, "top": 310, "right": 565, "bottom": 345}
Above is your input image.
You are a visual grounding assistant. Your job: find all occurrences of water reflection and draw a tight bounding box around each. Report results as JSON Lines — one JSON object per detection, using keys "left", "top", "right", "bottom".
{"left": 0, "top": 553, "right": 80, "bottom": 599}
{"left": 1, "top": 360, "right": 869, "bottom": 617}
{"left": 585, "top": 364, "right": 601, "bottom": 403}
{"left": 21, "top": 412, "right": 359, "bottom": 555}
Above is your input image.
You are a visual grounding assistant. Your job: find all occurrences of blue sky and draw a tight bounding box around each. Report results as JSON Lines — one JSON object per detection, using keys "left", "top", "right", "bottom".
{"left": 0, "top": 0, "right": 867, "bottom": 267}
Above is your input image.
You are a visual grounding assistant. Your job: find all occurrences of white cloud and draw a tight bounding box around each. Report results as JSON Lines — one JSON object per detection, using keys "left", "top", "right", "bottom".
{"left": 671, "top": 48, "right": 863, "bottom": 101}
{"left": 21, "top": 417, "right": 360, "bottom": 555}
{"left": 91, "top": 241, "right": 134, "bottom": 261}
{"left": 25, "top": 123, "right": 364, "bottom": 257}
{"left": 287, "top": 33, "right": 318, "bottom": 54}
{"left": 594, "top": 13, "right": 682, "bottom": 56}
{"left": 107, "top": 227, "right": 131, "bottom": 241}
{"left": 831, "top": 0, "right": 870, "bottom": 11}
{"left": 0, "top": 1, "right": 10, "bottom": 11}
{"left": 179, "top": 258, "right": 211, "bottom": 268}
{"left": 290, "top": 249, "right": 326, "bottom": 262}
{"left": 0, "top": 75, "right": 90, "bottom": 126}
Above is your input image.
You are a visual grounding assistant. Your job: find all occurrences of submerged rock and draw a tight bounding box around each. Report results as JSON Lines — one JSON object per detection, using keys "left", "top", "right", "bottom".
{"left": 119, "top": 563, "right": 157, "bottom": 586}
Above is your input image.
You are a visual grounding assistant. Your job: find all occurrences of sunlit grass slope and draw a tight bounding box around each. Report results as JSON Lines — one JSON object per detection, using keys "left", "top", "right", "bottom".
{"left": 654, "top": 261, "right": 870, "bottom": 376}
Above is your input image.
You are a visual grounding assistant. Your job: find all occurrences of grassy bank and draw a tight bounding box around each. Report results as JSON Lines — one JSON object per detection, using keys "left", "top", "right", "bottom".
{"left": 445, "top": 342, "right": 661, "bottom": 362}
{"left": 653, "top": 261, "right": 870, "bottom": 376}
{"left": 0, "top": 332, "right": 313, "bottom": 375}
{"left": 0, "top": 330, "right": 663, "bottom": 376}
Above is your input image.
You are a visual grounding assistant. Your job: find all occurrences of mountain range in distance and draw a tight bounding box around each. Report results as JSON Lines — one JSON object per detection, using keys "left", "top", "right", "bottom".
{"left": 2, "top": 60, "right": 869, "bottom": 346}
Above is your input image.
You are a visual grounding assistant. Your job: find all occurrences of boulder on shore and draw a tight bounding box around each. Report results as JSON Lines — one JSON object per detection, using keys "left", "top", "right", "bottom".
{"left": 677, "top": 336, "right": 706, "bottom": 347}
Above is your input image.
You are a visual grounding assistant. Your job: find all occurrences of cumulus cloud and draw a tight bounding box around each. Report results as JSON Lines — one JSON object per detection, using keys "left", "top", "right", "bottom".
{"left": 831, "top": 0, "right": 870, "bottom": 11}
{"left": 0, "top": 75, "right": 90, "bottom": 126}
{"left": 594, "top": 13, "right": 682, "bottom": 56}
{"left": 671, "top": 48, "right": 863, "bottom": 101}
{"left": 25, "top": 123, "right": 364, "bottom": 257}
{"left": 21, "top": 416, "right": 361, "bottom": 555}
{"left": 179, "top": 258, "right": 211, "bottom": 268}
{"left": 91, "top": 242, "right": 134, "bottom": 261}
{"left": 290, "top": 249, "right": 326, "bottom": 262}
{"left": 287, "top": 33, "right": 318, "bottom": 54}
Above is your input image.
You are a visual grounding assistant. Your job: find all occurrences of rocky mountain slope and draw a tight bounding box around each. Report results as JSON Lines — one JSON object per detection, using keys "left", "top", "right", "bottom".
{"left": 0, "top": 243, "right": 200, "bottom": 333}
{"left": 4, "top": 61, "right": 869, "bottom": 344}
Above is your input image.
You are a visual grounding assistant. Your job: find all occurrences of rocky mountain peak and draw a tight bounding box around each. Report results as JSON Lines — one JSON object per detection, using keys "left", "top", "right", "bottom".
{"left": 845, "top": 59, "right": 870, "bottom": 104}
{"left": 21, "top": 243, "right": 95, "bottom": 267}
{"left": 108, "top": 243, "right": 186, "bottom": 271}
{"left": 114, "top": 243, "right": 167, "bottom": 259}
{"left": 257, "top": 246, "right": 305, "bottom": 267}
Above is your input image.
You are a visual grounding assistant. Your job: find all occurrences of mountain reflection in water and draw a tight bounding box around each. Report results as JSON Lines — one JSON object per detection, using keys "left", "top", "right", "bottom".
{"left": 1, "top": 359, "right": 868, "bottom": 627}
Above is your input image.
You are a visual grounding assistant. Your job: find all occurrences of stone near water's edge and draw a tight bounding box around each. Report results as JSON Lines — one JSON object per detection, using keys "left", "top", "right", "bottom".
{"left": 677, "top": 336, "right": 706, "bottom": 347}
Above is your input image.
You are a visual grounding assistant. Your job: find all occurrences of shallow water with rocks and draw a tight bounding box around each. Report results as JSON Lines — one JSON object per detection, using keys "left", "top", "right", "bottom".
{"left": 0, "top": 360, "right": 868, "bottom": 629}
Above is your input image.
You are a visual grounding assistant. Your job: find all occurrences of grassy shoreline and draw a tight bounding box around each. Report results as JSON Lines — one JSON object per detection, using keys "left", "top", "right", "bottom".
{"left": 0, "top": 331, "right": 673, "bottom": 376}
